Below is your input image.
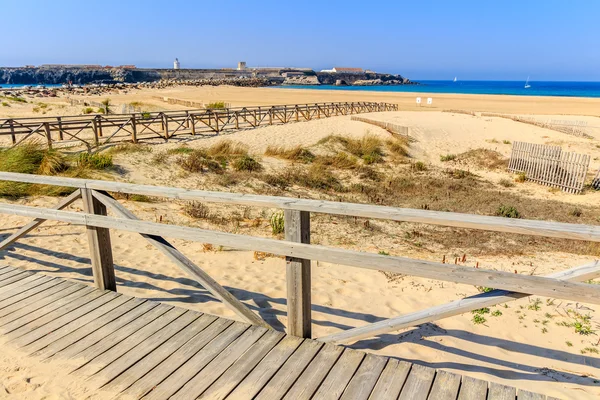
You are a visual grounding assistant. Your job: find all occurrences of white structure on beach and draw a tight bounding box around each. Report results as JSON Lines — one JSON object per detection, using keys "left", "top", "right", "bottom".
{"left": 237, "top": 61, "right": 247, "bottom": 70}
{"left": 320, "top": 67, "right": 364, "bottom": 74}
{"left": 173, "top": 58, "right": 180, "bottom": 70}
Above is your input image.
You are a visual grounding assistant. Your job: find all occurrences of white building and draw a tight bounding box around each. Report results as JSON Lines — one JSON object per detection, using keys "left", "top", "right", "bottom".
{"left": 320, "top": 67, "right": 364, "bottom": 74}
{"left": 237, "top": 61, "right": 247, "bottom": 70}
{"left": 174, "top": 58, "right": 180, "bottom": 70}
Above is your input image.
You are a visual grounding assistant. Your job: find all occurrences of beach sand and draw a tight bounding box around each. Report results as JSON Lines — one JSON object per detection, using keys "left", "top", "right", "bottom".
{"left": 1, "top": 87, "right": 600, "bottom": 399}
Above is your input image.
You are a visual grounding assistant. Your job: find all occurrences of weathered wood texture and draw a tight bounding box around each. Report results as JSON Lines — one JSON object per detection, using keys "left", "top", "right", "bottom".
{"left": 0, "top": 266, "right": 552, "bottom": 400}
{"left": 508, "top": 141, "right": 591, "bottom": 194}
{"left": 592, "top": 167, "right": 600, "bottom": 190}
{"left": 0, "top": 102, "right": 398, "bottom": 149}
{"left": 351, "top": 115, "right": 410, "bottom": 136}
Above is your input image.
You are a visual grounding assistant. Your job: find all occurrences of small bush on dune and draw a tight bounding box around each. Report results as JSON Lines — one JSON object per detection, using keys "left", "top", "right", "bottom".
{"left": 496, "top": 205, "right": 521, "bottom": 218}
{"left": 412, "top": 161, "right": 427, "bottom": 171}
{"left": 167, "top": 146, "right": 195, "bottom": 155}
{"left": 233, "top": 155, "right": 262, "bottom": 172}
{"left": 206, "top": 101, "right": 226, "bottom": 109}
{"left": 184, "top": 202, "right": 211, "bottom": 219}
{"left": 207, "top": 140, "right": 248, "bottom": 157}
{"left": 107, "top": 143, "right": 152, "bottom": 155}
{"left": 38, "top": 151, "right": 69, "bottom": 175}
{"left": 82, "top": 107, "right": 94, "bottom": 114}
{"left": 270, "top": 211, "right": 285, "bottom": 235}
{"left": 515, "top": 172, "right": 526, "bottom": 183}
{"left": 316, "top": 152, "right": 358, "bottom": 169}
{"left": 498, "top": 178, "right": 514, "bottom": 188}
{"left": 440, "top": 154, "right": 457, "bottom": 162}
{"left": 386, "top": 137, "right": 409, "bottom": 157}
{"left": 77, "top": 153, "right": 113, "bottom": 170}
{"left": 265, "top": 145, "right": 315, "bottom": 163}
{"left": 177, "top": 150, "right": 223, "bottom": 173}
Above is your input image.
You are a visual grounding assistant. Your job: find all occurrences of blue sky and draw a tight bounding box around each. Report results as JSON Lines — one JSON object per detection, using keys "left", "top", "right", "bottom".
{"left": 2, "top": 0, "right": 599, "bottom": 81}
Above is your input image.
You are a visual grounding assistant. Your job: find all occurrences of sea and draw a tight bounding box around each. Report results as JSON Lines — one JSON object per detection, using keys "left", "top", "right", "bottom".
{"left": 276, "top": 80, "right": 600, "bottom": 98}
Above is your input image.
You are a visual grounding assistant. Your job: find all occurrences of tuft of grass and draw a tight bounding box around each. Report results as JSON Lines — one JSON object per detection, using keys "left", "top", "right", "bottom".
{"left": 167, "top": 146, "right": 195, "bottom": 155}
{"left": 528, "top": 298, "right": 542, "bottom": 311}
{"left": 265, "top": 145, "right": 315, "bottom": 163}
{"left": 440, "top": 154, "right": 457, "bottom": 162}
{"left": 106, "top": 143, "right": 152, "bottom": 155}
{"left": 412, "top": 161, "right": 427, "bottom": 171}
{"left": 77, "top": 153, "right": 113, "bottom": 170}
{"left": 503, "top": 140, "right": 511, "bottom": 144}
{"left": 82, "top": 107, "right": 94, "bottom": 114}
{"left": 183, "top": 202, "right": 211, "bottom": 219}
{"left": 233, "top": 155, "right": 262, "bottom": 172}
{"left": 5, "top": 96, "right": 27, "bottom": 103}
{"left": 177, "top": 150, "right": 223, "bottom": 173}
{"left": 472, "top": 314, "right": 487, "bottom": 325}
{"left": 566, "top": 341, "right": 573, "bottom": 347}
{"left": 569, "top": 208, "right": 582, "bottom": 217}
{"left": 38, "top": 151, "right": 69, "bottom": 175}
{"left": 270, "top": 211, "right": 285, "bottom": 235}
{"left": 99, "top": 98, "right": 111, "bottom": 114}
{"left": 498, "top": 178, "right": 514, "bottom": 188}
{"left": 385, "top": 137, "right": 409, "bottom": 157}
{"left": 515, "top": 172, "right": 526, "bottom": 183}
{"left": 446, "top": 169, "right": 472, "bottom": 179}
{"left": 207, "top": 140, "right": 248, "bottom": 157}
{"left": 491, "top": 310, "right": 503, "bottom": 317}
{"left": 496, "top": 204, "right": 521, "bottom": 218}
{"left": 206, "top": 101, "right": 226, "bottom": 109}
{"left": 1, "top": 102, "right": 9, "bottom": 107}
{"left": 316, "top": 152, "right": 358, "bottom": 169}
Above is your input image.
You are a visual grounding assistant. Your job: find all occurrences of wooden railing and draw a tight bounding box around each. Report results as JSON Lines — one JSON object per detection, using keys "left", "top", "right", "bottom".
{"left": 0, "top": 171, "right": 599, "bottom": 343}
{"left": 0, "top": 102, "right": 398, "bottom": 150}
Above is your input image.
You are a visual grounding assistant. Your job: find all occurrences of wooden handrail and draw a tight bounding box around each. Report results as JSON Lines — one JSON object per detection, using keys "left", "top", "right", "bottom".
{"left": 0, "top": 172, "right": 599, "bottom": 242}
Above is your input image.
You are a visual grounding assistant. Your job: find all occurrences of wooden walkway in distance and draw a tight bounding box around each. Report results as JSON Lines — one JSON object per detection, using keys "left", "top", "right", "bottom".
{"left": 0, "top": 265, "right": 554, "bottom": 400}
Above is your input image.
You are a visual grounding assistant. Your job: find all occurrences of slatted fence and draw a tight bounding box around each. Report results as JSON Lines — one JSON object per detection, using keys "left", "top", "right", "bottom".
{"left": 593, "top": 168, "right": 600, "bottom": 190}
{"left": 508, "top": 141, "right": 591, "bottom": 194}
{"left": 350, "top": 116, "right": 410, "bottom": 136}
{"left": 0, "top": 102, "right": 398, "bottom": 151}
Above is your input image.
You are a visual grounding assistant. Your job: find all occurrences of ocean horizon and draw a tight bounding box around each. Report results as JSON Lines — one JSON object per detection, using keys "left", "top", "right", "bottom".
{"left": 276, "top": 80, "right": 600, "bottom": 98}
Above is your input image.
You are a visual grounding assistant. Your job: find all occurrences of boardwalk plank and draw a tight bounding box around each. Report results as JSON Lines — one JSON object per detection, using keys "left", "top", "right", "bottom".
{"left": 0, "top": 277, "right": 60, "bottom": 308}
{"left": 312, "top": 349, "right": 365, "bottom": 400}
{"left": 427, "top": 370, "right": 461, "bottom": 400}
{"left": 457, "top": 376, "right": 488, "bottom": 400}
{"left": 87, "top": 310, "right": 200, "bottom": 388}
{"left": 47, "top": 300, "right": 158, "bottom": 361}
{"left": 224, "top": 336, "right": 304, "bottom": 400}
{"left": 283, "top": 343, "right": 344, "bottom": 400}
{"left": 0, "top": 281, "right": 78, "bottom": 320}
{"left": 254, "top": 339, "right": 323, "bottom": 400}
{"left": 340, "top": 354, "right": 387, "bottom": 400}
{"left": 121, "top": 318, "right": 233, "bottom": 399}
{"left": 172, "top": 326, "right": 272, "bottom": 399}
{"left": 0, "top": 285, "right": 91, "bottom": 332}
{"left": 518, "top": 389, "right": 546, "bottom": 400}
{"left": 0, "top": 274, "right": 50, "bottom": 302}
{"left": 143, "top": 322, "right": 249, "bottom": 400}
{"left": 72, "top": 305, "right": 184, "bottom": 376}
{"left": 2, "top": 289, "right": 104, "bottom": 339}
{"left": 0, "top": 271, "right": 33, "bottom": 287}
{"left": 19, "top": 294, "right": 131, "bottom": 353}
{"left": 0, "top": 266, "right": 14, "bottom": 275}
{"left": 398, "top": 364, "right": 436, "bottom": 400}
{"left": 104, "top": 314, "right": 217, "bottom": 394}
{"left": 369, "top": 359, "right": 412, "bottom": 400}
{"left": 0, "top": 269, "right": 28, "bottom": 283}
{"left": 198, "top": 330, "right": 284, "bottom": 400}
{"left": 488, "top": 382, "right": 516, "bottom": 400}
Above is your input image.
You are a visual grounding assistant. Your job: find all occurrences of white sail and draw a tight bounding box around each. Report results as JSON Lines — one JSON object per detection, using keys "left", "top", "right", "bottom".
{"left": 453, "top": 77, "right": 457, "bottom": 82}
{"left": 524, "top": 76, "right": 531, "bottom": 88}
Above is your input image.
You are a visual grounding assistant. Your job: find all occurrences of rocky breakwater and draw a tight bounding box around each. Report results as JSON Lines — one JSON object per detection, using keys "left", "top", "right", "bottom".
{"left": 315, "top": 72, "right": 414, "bottom": 86}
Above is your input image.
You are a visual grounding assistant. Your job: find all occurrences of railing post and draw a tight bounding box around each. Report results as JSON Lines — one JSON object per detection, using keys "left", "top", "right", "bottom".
{"left": 92, "top": 116, "right": 100, "bottom": 147}
{"left": 81, "top": 188, "right": 116, "bottom": 291}
{"left": 285, "top": 209, "right": 311, "bottom": 338}
{"left": 9, "top": 119, "right": 16, "bottom": 145}
{"left": 130, "top": 114, "right": 137, "bottom": 143}
{"left": 43, "top": 122, "right": 52, "bottom": 149}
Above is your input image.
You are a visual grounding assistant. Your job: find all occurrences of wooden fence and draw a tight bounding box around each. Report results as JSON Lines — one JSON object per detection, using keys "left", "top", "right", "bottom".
{"left": 0, "top": 171, "right": 599, "bottom": 344}
{"left": 350, "top": 116, "right": 410, "bottom": 136}
{"left": 0, "top": 102, "right": 398, "bottom": 151}
{"left": 593, "top": 167, "right": 600, "bottom": 190}
{"left": 508, "top": 141, "right": 591, "bottom": 194}
{"left": 482, "top": 113, "right": 593, "bottom": 139}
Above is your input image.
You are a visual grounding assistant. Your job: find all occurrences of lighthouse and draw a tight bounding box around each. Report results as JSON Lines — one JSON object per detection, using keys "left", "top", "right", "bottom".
{"left": 174, "top": 58, "right": 180, "bottom": 70}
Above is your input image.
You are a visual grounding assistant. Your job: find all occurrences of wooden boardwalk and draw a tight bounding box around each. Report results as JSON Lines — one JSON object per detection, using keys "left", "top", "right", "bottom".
{"left": 0, "top": 265, "right": 553, "bottom": 399}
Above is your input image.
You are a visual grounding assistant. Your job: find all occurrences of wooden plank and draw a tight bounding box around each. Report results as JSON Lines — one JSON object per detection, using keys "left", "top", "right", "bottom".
{"left": 283, "top": 343, "right": 344, "bottom": 400}
{"left": 0, "top": 272, "right": 34, "bottom": 288}
{"left": 369, "top": 359, "right": 412, "bottom": 400}
{"left": 47, "top": 300, "right": 159, "bottom": 361}
{"left": 319, "top": 260, "right": 600, "bottom": 344}
{"left": 198, "top": 330, "right": 285, "bottom": 400}
{"left": 4, "top": 203, "right": 600, "bottom": 306}
{"left": 81, "top": 188, "right": 116, "bottom": 291}
{"left": 0, "top": 189, "right": 81, "bottom": 250}
{"left": 517, "top": 389, "right": 546, "bottom": 400}
{"left": 427, "top": 370, "right": 461, "bottom": 400}
{"left": 311, "top": 349, "right": 365, "bottom": 400}
{"left": 0, "top": 269, "right": 31, "bottom": 284}
{"left": 171, "top": 326, "right": 272, "bottom": 399}
{"left": 398, "top": 364, "right": 436, "bottom": 400}
{"left": 19, "top": 294, "right": 130, "bottom": 353}
{"left": 457, "top": 376, "right": 488, "bottom": 400}
{"left": 87, "top": 310, "right": 200, "bottom": 388}
{"left": 224, "top": 336, "right": 304, "bottom": 399}
{"left": 4, "top": 172, "right": 600, "bottom": 243}
{"left": 142, "top": 322, "right": 250, "bottom": 400}
{"left": 0, "top": 283, "right": 89, "bottom": 329}
{"left": 2, "top": 288, "right": 104, "bottom": 339}
{"left": 285, "top": 209, "right": 311, "bottom": 338}
{"left": 0, "top": 280, "right": 76, "bottom": 317}
{"left": 31, "top": 297, "right": 146, "bottom": 359}
{"left": 121, "top": 318, "right": 233, "bottom": 399}
{"left": 488, "top": 382, "right": 516, "bottom": 400}
{"left": 339, "top": 354, "right": 387, "bottom": 400}
{"left": 0, "top": 275, "right": 53, "bottom": 304}
{"left": 71, "top": 305, "right": 184, "bottom": 376}
{"left": 92, "top": 190, "right": 266, "bottom": 327}
{"left": 103, "top": 313, "right": 217, "bottom": 394}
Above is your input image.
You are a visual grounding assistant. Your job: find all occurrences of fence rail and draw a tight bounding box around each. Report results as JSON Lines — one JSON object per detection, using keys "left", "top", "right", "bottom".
{"left": 0, "top": 102, "right": 398, "bottom": 150}
{"left": 0, "top": 171, "right": 599, "bottom": 344}
{"left": 350, "top": 116, "right": 410, "bottom": 136}
{"left": 593, "top": 168, "right": 600, "bottom": 190}
{"left": 508, "top": 141, "right": 591, "bottom": 194}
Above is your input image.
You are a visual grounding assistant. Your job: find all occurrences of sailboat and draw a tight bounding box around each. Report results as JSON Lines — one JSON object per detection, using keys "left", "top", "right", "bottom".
{"left": 453, "top": 77, "right": 457, "bottom": 82}
{"left": 524, "top": 76, "right": 531, "bottom": 89}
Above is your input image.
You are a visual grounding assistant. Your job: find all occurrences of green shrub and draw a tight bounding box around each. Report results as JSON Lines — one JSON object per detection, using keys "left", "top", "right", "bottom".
{"left": 412, "top": 161, "right": 427, "bottom": 171}
{"left": 440, "top": 154, "right": 457, "bottom": 162}
{"left": 503, "top": 140, "right": 511, "bottom": 144}
{"left": 496, "top": 205, "right": 521, "bottom": 218}
{"left": 82, "top": 107, "right": 94, "bottom": 114}
{"left": 265, "top": 145, "right": 315, "bottom": 163}
{"left": 77, "top": 153, "right": 113, "bottom": 170}
{"left": 515, "top": 172, "right": 526, "bottom": 183}
{"left": 184, "top": 202, "right": 211, "bottom": 219}
{"left": 140, "top": 111, "right": 151, "bottom": 120}
{"left": 270, "top": 211, "right": 285, "bottom": 235}
{"left": 233, "top": 155, "right": 262, "bottom": 172}
{"left": 167, "top": 146, "right": 195, "bottom": 155}
{"left": 569, "top": 208, "right": 582, "bottom": 217}
{"left": 1, "top": 102, "right": 9, "bottom": 107}
{"left": 206, "top": 101, "right": 226, "bottom": 109}
{"left": 177, "top": 151, "right": 222, "bottom": 173}
{"left": 5, "top": 96, "right": 26, "bottom": 103}
{"left": 316, "top": 152, "right": 358, "bottom": 169}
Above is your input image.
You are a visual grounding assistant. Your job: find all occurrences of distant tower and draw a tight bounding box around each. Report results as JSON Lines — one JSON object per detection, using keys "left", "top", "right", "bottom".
{"left": 237, "top": 61, "right": 246, "bottom": 71}
{"left": 174, "top": 58, "right": 181, "bottom": 70}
